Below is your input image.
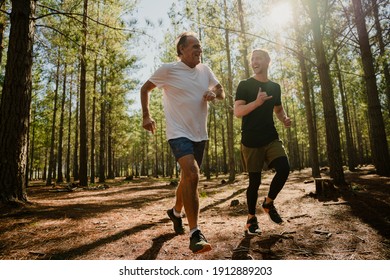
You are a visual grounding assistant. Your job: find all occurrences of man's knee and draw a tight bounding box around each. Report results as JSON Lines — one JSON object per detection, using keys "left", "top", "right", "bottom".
{"left": 188, "top": 165, "right": 200, "bottom": 181}
{"left": 270, "top": 157, "right": 290, "bottom": 174}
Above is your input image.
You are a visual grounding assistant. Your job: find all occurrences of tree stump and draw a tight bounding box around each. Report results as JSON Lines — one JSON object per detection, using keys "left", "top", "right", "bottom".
{"left": 314, "top": 178, "right": 335, "bottom": 198}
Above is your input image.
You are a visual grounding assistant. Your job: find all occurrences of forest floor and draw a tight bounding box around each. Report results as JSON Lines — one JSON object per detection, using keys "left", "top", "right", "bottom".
{"left": 0, "top": 165, "right": 389, "bottom": 260}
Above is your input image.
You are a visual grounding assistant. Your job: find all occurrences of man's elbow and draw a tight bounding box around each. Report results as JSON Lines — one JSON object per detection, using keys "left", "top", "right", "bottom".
{"left": 234, "top": 108, "right": 243, "bottom": 118}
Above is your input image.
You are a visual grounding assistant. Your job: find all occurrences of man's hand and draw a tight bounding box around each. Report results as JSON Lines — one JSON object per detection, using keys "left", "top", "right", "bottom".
{"left": 282, "top": 116, "right": 292, "bottom": 128}
{"left": 255, "top": 87, "right": 273, "bottom": 106}
{"left": 142, "top": 116, "right": 156, "bottom": 134}
{"left": 203, "top": 90, "right": 217, "bottom": 102}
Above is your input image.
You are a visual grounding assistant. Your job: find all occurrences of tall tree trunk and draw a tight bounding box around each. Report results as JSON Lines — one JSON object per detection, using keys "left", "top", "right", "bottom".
{"left": 73, "top": 86, "right": 79, "bottom": 181}
{"left": 224, "top": 0, "right": 236, "bottom": 183}
{"left": 29, "top": 111, "right": 35, "bottom": 180}
{"left": 79, "top": 0, "right": 89, "bottom": 186}
{"left": 204, "top": 117, "right": 211, "bottom": 179}
{"left": 292, "top": 4, "right": 320, "bottom": 177}
{"left": 237, "top": 0, "right": 250, "bottom": 78}
{"left": 213, "top": 107, "right": 218, "bottom": 177}
{"left": 43, "top": 133, "right": 48, "bottom": 181}
{"left": 107, "top": 111, "right": 114, "bottom": 179}
{"left": 306, "top": 0, "right": 345, "bottom": 184}
{"left": 46, "top": 57, "right": 60, "bottom": 186}
{"left": 154, "top": 132, "right": 158, "bottom": 177}
{"left": 371, "top": 0, "right": 390, "bottom": 115}
{"left": 66, "top": 75, "right": 73, "bottom": 183}
{"left": 90, "top": 59, "right": 97, "bottom": 184}
{"left": 57, "top": 63, "right": 67, "bottom": 183}
{"left": 160, "top": 116, "right": 165, "bottom": 177}
{"left": 0, "top": 0, "right": 35, "bottom": 205}
{"left": 99, "top": 64, "right": 106, "bottom": 183}
{"left": 221, "top": 124, "right": 227, "bottom": 174}
{"left": 334, "top": 53, "right": 357, "bottom": 171}
{"left": 352, "top": 0, "right": 390, "bottom": 176}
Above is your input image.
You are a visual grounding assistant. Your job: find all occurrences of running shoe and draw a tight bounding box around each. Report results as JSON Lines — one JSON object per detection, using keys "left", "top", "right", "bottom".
{"left": 167, "top": 208, "right": 185, "bottom": 234}
{"left": 246, "top": 216, "right": 261, "bottom": 235}
{"left": 261, "top": 198, "right": 283, "bottom": 224}
{"left": 189, "top": 230, "right": 212, "bottom": 254}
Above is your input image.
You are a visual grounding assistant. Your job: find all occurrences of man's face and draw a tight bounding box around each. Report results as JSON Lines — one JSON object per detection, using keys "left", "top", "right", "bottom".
{"left": 251, "top": 51, "right": 270, "bottom": 75}
{"left": 180, "top": 36, "right": 202, "bottom": 68}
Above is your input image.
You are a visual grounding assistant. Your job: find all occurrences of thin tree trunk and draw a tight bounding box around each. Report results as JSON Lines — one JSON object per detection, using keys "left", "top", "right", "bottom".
{"left": 221, "top": 124, "right": 227, "bottom": 174}
{"left": 204, "top": 116, "right": 211, "bottom": 180}
{"left": 224, "top": 0, "right": 236, "bottom": 183}
{"left": 99, "top": 64, "right": 106, "bottom": 183}
{"left": 66, "top": 75, "right": 72, "bottom": 182}
{"left": 154, "top": 131, "right": 158, "bottom": 177}
{"left": 29, "top": 112, "right": 35, "bottom": 180}
{"left": 90, "top": 59, "right": 97, "bottom": 184}
{"left": 57, "top": 63, "right": 67, "bottom": 183}
{"left": 73, "top": 81, "right": 79, "bottom": 181}
{"left": 237, "top": 0, "right": 250, "bottom": 78}
{"left": 160, "top": 114, "right": 165, "bottom": 177}
{"left": 79, "top": 0, "right": 89, "bottom": 186}
{"left": 46, "top": 57, "right": 60, "bottom": 186}
{"left": 293, "top": 4, "right": 320, "bottom": 177}
{"left": 335, "top": 53, "right": 357, "bottom": 171}
{"left": 213, "top": 107, "right": 218, "bottom": 177}
{"left": 107, "top": 111, "right": 114, "bottom": 179}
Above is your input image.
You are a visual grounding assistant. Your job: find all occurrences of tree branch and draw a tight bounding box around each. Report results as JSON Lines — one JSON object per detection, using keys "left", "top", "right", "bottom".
{"left": 35, "top": 3, "right": 145, "bottom": 35}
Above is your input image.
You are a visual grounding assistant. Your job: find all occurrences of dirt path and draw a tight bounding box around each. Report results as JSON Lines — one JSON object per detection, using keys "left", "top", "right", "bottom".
{"left": 0, "top": 166, "right": 389, "bottom": 260}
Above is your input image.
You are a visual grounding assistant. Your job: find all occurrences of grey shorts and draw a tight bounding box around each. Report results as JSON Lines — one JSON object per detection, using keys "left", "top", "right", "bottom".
{"left": 241, "top": 139, "right": 287, "bottom": 172}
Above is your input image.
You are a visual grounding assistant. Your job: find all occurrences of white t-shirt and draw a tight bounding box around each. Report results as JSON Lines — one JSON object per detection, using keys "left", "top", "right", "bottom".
{"left": 149, "top": 61, "right": 219, "bottom": 141}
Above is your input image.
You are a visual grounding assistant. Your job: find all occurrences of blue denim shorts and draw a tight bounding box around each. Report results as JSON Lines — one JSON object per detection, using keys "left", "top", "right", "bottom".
{"left": 168, "top": 137, "right": 206, "bottom": 167}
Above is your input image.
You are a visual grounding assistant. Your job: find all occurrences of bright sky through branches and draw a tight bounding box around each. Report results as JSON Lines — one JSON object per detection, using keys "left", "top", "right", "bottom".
{"left": 134, "top": 0, "right": 173, "bottom": 68}
{"left": 264, "top": 2, "right": 293, "bottom": 30}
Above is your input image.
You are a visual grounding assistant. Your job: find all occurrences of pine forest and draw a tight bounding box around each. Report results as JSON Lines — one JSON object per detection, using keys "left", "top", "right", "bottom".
{"left": 0, "top": 0, "right": 389, "bottom": 206}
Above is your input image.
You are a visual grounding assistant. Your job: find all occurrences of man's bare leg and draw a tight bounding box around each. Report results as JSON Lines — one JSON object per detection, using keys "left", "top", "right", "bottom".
{"left": 177, "top": 154, "right": 199, "bottom": 231}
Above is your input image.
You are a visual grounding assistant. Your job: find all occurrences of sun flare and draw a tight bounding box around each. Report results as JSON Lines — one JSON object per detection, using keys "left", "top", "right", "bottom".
{"left": 266, "top": 2, "right": 293, "bottom": 28}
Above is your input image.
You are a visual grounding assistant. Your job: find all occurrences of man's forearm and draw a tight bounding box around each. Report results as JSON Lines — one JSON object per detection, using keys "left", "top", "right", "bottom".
{"left": 275, "top": 106, "right": 289, "bottom": 123}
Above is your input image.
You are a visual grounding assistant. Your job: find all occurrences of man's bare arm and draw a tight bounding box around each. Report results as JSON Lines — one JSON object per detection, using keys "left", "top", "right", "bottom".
{"left": 140, "top": 80, "right": 157, "bottom": 133}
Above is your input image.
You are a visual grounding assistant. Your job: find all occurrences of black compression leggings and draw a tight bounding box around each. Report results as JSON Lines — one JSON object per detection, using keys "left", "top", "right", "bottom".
{"left": 246, "top": 156, "right": 290, "bottom": 215}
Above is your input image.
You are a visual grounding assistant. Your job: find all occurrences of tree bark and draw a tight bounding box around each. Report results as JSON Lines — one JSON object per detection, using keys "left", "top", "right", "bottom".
{"left": 292, "top": 4, "right": 320, "bottom": 177}
{"left": 73, "top": 83, "right": 79, "bottom": 181}
{"left": 223, "top": 0, "right": 236, "bottom": 183}
{"left": 66, "top": 75, "right": 73, "bottom": 183}
{"left": 334, "top": 53, "right": 357, "bottom": 171}
{"left": 0, "top": 0, "right": 36, "bottom": 205}
{"left": 99, "top": 64, "right": 106, "bottom": 183}
{"left": 371, "top": 0, "right": 390, "bottom": 115}
{"left": 90, "top": 59, "right": 97, "bottom": 183}
{"left": 57, "top": 63, "right": 67, "bottom": 183}
{"left": 237, "top": 0, "right": 250, "bottom": 78}
{"left": 352, "top": 0, "right": 390, "bottom": 176}
{"left": 46, "top": 58, "right": 59, "bottom": 186}
{"left": 79, "top": 0, "right": 89, "bottom": 186}
{"left": 306, "top": 0, "right": 345, "bottom": 184}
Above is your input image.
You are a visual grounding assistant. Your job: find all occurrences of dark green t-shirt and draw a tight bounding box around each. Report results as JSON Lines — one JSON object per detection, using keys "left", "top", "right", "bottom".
{"left": 235, "top": 77, "right": 281, "bottom": 147}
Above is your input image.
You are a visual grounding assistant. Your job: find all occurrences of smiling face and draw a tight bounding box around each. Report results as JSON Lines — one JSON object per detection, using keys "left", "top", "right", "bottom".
{"left": 179, "top": 35, "right": 202, "bottom": 68}
{"left": 250, "top": 49, "right": 270, "bottom": 75}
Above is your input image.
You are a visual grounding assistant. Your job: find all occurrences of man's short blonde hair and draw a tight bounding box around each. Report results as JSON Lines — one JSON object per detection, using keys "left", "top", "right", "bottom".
{"left": 249, "top": 49, "right": 271, "bottom": 62}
